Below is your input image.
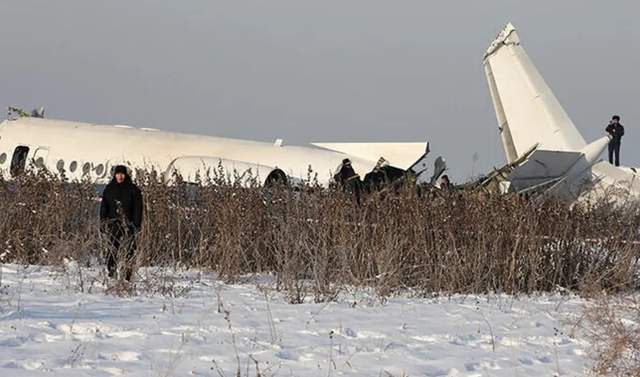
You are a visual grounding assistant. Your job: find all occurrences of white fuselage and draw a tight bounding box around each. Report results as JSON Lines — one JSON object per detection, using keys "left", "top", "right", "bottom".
{"left": 0, "top": 117, "right": 380, "bottom": 185}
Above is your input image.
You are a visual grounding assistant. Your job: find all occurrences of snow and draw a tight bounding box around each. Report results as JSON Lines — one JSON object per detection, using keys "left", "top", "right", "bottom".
{"left": 0, "top": 264, "right": 592, "bottom": 376}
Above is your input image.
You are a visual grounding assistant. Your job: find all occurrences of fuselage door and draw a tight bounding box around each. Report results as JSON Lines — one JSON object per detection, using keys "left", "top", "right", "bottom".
{"left": 10, "top": 146, "right": 30, "bottom": 177}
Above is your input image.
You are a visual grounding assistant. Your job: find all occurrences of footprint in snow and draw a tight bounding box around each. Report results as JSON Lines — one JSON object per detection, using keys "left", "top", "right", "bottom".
{"left": 356, "top": 330, "right": 386, "bottom": 339}
{"left": 518, "top": 357, "right": 534, "bottom": 365}
{"left": 103, "top": 351, "right": 141, "bottom": 362}
{"left": 276, "top": 349, "right": 300, "bottom": 361}
{"left": 343, "top": 327, "right": 357, "bottom": 337}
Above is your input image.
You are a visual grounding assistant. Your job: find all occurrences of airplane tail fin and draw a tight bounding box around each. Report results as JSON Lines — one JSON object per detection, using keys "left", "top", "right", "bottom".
{"left": 483, "top": 23, "right": 586, "bottom": 163}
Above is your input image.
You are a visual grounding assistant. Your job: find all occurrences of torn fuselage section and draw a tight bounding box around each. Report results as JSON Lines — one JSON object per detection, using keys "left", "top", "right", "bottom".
{"left": 331, "top": 144, "right": 446, "bottom": 200}
{"left": 468, "top": 137, "right": 614, "bottom": 202}
{"left": 460, "top": 144, "right": 538, "bottom": 195}
{"left": 7, "top": 106, "right": 45, "bottom": 120}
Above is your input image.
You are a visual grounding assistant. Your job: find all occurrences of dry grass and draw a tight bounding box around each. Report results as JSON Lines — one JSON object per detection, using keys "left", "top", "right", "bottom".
{"left": 583, "top": 294, "right": 640, "bottom": 376}
{"left": 2, "top": 168, "right": 640, "bottom": 375}
{"left": 1, "top": 168, "right": 638, "bottom": 301}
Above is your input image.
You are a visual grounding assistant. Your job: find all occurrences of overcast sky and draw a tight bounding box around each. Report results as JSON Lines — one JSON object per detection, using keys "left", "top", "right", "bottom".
{"left": 1, "top": 1, "right": 638, "bottom": 180}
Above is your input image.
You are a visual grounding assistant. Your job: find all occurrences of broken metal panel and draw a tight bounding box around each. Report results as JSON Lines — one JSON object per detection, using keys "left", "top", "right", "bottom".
{"left": 506, "top": 150, "right": 581, "bottom": 191}
{"left": 464, "top": 144, "right": 539, "bottom": 193}
{"left": 407, "top": 144, "right": 432, "bottom": 178}
{"left": 508, "top": 150, "right": 581, "bottom": 179}
{"left": 7, "top": 106, "right": 30, "bottom": 119}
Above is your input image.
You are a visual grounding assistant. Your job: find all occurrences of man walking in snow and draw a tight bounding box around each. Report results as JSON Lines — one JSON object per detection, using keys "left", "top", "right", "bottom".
{"left": 605, "top": 115, "right": 625, "bottom": 167}
{"left": 100, "top": 165, "right": 143, "bottom": 281}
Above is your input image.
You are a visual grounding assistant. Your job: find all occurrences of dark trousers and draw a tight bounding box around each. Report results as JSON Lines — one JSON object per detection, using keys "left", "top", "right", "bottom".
{"left": 608, "top": 142, "right": 621, "bottom": 167}
{"left": 105, "top": 225, "right": 137, "bottom": 281}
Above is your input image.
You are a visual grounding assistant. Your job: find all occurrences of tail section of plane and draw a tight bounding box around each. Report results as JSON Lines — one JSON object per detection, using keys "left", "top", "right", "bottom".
{"left": 507, "top": 136, "right": 609, "bottom": 197}
{"left": 483, "top": 23, "right": 586, "bottom": 162}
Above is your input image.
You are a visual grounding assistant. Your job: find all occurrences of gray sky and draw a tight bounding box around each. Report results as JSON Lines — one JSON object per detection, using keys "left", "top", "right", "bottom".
{"left": 1, "top": 1, "right": 638, "bottom": 180}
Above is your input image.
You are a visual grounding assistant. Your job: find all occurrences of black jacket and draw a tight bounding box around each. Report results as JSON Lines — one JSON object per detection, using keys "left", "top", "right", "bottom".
{"left": 606, "top": 123, "right": 625, "bottom": 144}
{"left": 100, "top": 174, "right": 143, "bottom": 231}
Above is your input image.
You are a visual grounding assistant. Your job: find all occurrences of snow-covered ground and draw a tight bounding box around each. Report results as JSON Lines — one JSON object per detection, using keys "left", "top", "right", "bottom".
{"left": 0, "top": 264, "right": 592, "bottom": 376}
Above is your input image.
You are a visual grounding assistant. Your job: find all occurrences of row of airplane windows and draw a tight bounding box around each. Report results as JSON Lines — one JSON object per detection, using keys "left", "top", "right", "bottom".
{"left": 0, "top": 147, "right": 112, "bottom": 178}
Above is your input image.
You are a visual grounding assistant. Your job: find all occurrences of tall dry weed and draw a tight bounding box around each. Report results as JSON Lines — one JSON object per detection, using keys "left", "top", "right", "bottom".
{"left": 0, "top": 169, "right": 638, "bottom": 300}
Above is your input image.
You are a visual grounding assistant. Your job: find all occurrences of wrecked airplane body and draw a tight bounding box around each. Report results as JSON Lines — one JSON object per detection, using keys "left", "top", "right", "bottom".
{"left": 482, "top": 23, "right": 640, "bottom": 203}
{"left": 5, "top": 23, "right": 634, "bottom": 203}
{"left": 0, "top": 115, "right": 430, "bottom": 188}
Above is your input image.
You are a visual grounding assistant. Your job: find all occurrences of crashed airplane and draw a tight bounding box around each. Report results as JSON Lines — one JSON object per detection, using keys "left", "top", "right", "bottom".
{"left": 0, "top": 114, "right": 430, "bottom": 187}
{"left": 2, "top": 23, "right": 635, "bottom": 201}
{"left": 482, "top": 23, "right": 640, "bottom": 203}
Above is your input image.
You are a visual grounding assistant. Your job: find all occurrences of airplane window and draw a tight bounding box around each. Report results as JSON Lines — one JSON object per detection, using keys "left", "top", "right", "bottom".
{"left": 110, "top": 166, "right": 116, "bottom": 176}
{"left": 95, "top": 164, "right": 104, "bottom": 176}
{"left": 10, "top": 146, "right": 30, "bottom": 177}
{"left": 69, "top": 161, "right": 78, "bottom": 172}
{"left": 56, "top": 160, "right": 65, "bottom": 172}
{"left": 0, "top": 153, "right": 6, "bottom": 164}
{"left": 82, "top": 162, "right": 91, "bottom": 175}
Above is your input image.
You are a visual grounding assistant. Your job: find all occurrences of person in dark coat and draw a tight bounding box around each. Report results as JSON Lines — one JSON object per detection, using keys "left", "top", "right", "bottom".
{"left": 100, "top": 165, "right": 143, "bottom": 280}
{"left": 334, "top": 158, "right": 362, "bottom": 205}
{"left": 605, "top": 115, "right": 625, "bottom": 166}
{"left": 439, "top": 174, "right": 453, "bottom": 193}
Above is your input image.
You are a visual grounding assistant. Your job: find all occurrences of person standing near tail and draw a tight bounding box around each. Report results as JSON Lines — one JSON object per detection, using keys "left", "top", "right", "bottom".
{"left": 100, "top": 165, "right": 143, "bottom": 281}
{"left": 606, "top": 115, "right": 625, "bottom": 166}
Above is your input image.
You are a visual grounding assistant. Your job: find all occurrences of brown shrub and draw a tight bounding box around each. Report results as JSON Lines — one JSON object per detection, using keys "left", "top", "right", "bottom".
{"left": 583, "top": 294, "right": 640, "bottom": 376}
{"left": 1, "top": 169, "right": 639, "bottom": 300}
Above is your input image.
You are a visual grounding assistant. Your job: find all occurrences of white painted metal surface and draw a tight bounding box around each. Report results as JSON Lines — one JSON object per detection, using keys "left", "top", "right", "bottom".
{"left": 0, "top": 117, "right": 427, "bottom": 185}
{"left": 484, "top": 23, "right": 640, "bottom": 203}
{"left": 483, "top": 23, "right": 586, "bottom": 161}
